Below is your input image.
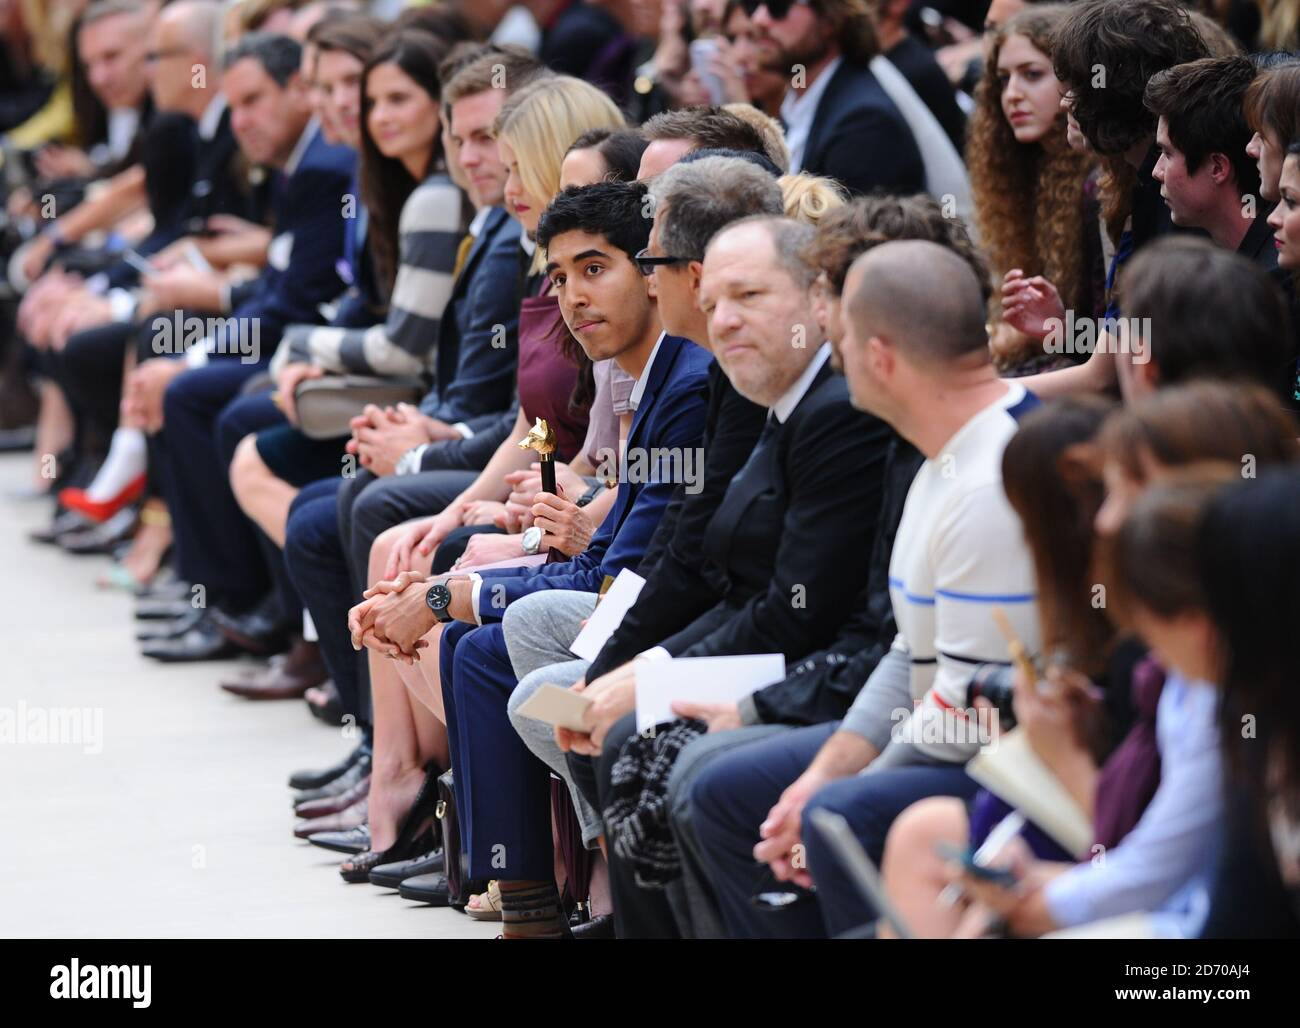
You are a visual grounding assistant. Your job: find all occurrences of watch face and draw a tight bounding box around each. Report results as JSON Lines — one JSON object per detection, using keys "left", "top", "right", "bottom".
{"left": 425, "top": 583, "right": 452, "bottom": 615}
{"left": 522, "top": 526, "right": 542, "bottom": 553}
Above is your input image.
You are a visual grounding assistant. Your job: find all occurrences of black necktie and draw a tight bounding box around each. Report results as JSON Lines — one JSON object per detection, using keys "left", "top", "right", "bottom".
{"left": 734, "top": 414, "right": 779, "bottom": 479}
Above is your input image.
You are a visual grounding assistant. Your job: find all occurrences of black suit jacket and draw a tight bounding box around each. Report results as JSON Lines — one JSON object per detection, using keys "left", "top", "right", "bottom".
{"left": 609, "top": 360, "right": 892, "bottom": 669}
{"left": 215, "top": 124, "right": 356, "bottom": 362}
{"left": 586, "top": 361, "right": 767, "bottom": 680}
{"left": 801, "top": 60, "right": 925, "bottom": 198}
{"left": 746, "top": 434, "right": 922, "bottom": 725}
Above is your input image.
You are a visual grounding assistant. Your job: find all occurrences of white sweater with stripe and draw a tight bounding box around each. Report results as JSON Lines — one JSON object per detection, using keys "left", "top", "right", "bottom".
{"left": 841, "top": 382, "right": 1041, "bottom": 766}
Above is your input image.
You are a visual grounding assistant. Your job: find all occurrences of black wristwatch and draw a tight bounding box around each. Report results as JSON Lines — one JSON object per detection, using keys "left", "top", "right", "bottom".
{"left": 425, "top": 582, "right": 454, "bottom": 623}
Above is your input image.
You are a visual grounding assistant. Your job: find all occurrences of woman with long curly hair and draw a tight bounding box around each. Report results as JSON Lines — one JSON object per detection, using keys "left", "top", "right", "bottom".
{"left": 966, "top": 4, "right": 1104, "bottom": 374}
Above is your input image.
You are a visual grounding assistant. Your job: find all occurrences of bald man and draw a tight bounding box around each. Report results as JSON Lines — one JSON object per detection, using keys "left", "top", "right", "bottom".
{"left": 688, "top": 240, "right": 1044, "bottom": 939}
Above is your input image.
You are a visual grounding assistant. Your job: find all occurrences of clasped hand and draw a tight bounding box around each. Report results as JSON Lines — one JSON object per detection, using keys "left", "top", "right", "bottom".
{"left": 347, "top": 571, "right": 476, "bottom": 662}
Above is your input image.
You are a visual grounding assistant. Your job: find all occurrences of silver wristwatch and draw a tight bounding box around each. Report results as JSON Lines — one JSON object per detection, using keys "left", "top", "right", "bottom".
{"left": 521, "top": 525, "right": 543, "bottom": 555}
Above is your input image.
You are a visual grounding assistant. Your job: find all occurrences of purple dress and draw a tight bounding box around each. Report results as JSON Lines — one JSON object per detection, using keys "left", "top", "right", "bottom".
{"left": 517, "top": 291, "right": 589, "bottom": 462}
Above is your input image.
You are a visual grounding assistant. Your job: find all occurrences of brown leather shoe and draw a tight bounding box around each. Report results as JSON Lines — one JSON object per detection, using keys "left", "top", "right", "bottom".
{"left": 294, "top": 798, "right": 368, "bottom": 839}
{"left": 219, "top": 638, "right": 327, "bottom": 699}
{"left": 294, "top": 773, "right": 370, "bottom": 819}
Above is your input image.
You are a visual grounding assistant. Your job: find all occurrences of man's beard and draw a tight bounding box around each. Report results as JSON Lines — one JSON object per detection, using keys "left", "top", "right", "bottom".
{"left": 758, "top": 24, "right": 833, "bottom": 76}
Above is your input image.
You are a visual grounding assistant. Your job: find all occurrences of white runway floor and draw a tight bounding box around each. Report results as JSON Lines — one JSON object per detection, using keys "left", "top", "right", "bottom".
{"left": 0, "top": 451, "right": 495, "bottom": 939}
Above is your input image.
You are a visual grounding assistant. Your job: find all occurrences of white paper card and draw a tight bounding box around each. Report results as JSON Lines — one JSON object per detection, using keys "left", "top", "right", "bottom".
{"left": 569, "top": 569, "right": 646, "bottom": 661}
{"left": 635, "top": 653, "right": 785, "bottom": 735}
{"left": 514, "top": 683, "right": 594, "bottom": 732}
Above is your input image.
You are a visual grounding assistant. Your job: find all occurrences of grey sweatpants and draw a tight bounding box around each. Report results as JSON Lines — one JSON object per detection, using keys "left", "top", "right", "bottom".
{"left": 502, "top": 590, "right": 601, "bottom": 845}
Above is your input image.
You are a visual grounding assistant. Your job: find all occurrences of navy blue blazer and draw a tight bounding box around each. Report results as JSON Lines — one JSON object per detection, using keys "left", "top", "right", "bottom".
{"left": 213, "top": 124, "right": 356, "bottom": 362}
{"left": 420, "top": 205, "right": 522, "bottom": 427}
{"left": 475, "top": 333, "right": 713, "bottom": 619}
{"left": 802, "top": 60, "right": 925, "bottom": 198}
{"left": 330, "top": 168, "right": 380, "bottom": 329}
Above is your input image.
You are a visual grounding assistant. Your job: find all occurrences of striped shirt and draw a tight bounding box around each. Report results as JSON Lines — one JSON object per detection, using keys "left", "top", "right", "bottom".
{"left": 271, "top": 173, "right": 462, "bottom": 377}
{"left": 842, "top": 381, "right": 1041, "bottom": 764}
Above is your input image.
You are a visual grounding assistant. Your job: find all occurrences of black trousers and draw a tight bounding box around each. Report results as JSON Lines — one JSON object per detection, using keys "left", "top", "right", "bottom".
{"left": 58, "top": 321, "right": 130, "bottom": 443}
{"left": 569, "top": 713, "right": 682, "bottom": 939}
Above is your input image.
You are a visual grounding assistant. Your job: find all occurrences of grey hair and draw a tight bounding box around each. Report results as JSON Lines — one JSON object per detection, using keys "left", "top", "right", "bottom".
{"left": 649, "top": 156, "right": 783, "bottom": 263}
{"left": 223, "top": 32, "right": 303, "bottom": 87}
{"left": 80, "top": 0, "right": 146, "bottom": 29}
{"left": 708, "top": 214, "right": 818, "bottom": 290}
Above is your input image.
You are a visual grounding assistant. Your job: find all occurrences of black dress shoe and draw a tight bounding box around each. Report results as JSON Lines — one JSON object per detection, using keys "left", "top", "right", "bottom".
{"left": 135, "top": 607, "right": 205, "bottom": 642}
{"left": 135, "top": 574, "right": 189, "bottom": 601}
{"left": 570, "top": 913, "right": 614, "bottom": 939}
{"left": 58, "top": 506, "right": 137, "bottom": 555}
{"left": 307, "top": 824, "right": 370, "bottom": 855}
{"left": 140, "top": 613, "right": 238, "bottom": 662}
{"left": 28, "top": 509, "right": 90, "bottom": 545}
{"left": 368, "top": 848, "right": 445, "bottom": 889}
{"left": 397, "top": 871, "right": 451, "bottom": 906}
{"left": 209, "top": 595, "right": 294, "bottom": 656}
{"left": 288, "top": 741, "right": 370, "bottom": 791}
{"left": 292, "top": 752, "right": 371, "bottom": 805}
{"left": 135, "top": 597, "right": 198, "bottom": 621}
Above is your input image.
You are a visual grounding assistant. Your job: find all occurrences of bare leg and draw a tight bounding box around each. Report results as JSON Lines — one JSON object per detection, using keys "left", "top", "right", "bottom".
{"left": 33, "top": 379, "right": 74, "bottom": 490}
{"left": 109, "top": 349, "right": 172, "bottom": 583}
{"left": 362, "top": 522, "right": 438, "bottom": 852}
{"left": 399, "top": 623, "right": 447, "bottom": 720}
{"left": 229, "top": 434, "right": 298, "bottom": 547}
{"left": 878, "top": 796, "right": 969, "bottom": 939}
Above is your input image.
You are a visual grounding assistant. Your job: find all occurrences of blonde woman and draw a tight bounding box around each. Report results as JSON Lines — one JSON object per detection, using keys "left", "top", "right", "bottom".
{"left": 340, "top": 76, "right": 629, "bottom": 884}
{"left": 779, "top": 172, "right": 847, "bottom": 227}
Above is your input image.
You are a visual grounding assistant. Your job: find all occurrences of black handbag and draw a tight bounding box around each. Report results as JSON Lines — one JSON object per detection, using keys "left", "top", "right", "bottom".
{"left": 435, "top": 769, "right": 488, "bottom": 909}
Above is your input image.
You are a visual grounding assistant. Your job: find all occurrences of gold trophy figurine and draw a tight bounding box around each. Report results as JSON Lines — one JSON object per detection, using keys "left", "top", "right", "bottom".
{"left": 519, "top": 417, "right": 558, "bottom": 495}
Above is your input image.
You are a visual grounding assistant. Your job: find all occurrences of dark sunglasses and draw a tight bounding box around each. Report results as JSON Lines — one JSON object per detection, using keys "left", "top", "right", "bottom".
{"left": 738, "top": 0, "right": 810, "bottom": 20}
{"left": 633, "top": 247, "right": 695, "bottom": 276}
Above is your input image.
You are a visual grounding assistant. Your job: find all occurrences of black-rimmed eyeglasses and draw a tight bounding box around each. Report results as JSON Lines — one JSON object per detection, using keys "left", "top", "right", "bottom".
{"left": 634, "top": 247, "right": 695, "bottom": 276}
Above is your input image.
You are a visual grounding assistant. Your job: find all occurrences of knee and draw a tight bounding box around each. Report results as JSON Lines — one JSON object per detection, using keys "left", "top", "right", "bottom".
{"left": 367, "top": 521, "right": 406, "bottom": 584}
{"left": 353, "top": 481, "right": 403, "bottom": 560}
{"left": 506, "top": 676, "right": 550, "bottom": 758}
{"left": 215, "top": 400, "right": 254, "bottom": 465}
{"left": 229, "top": 433, "right": 267, "bottom": 505}
{"left": 688, "top": 751, "right": 746, "bottom": 835}
{"left": 506, "top": 669, "right": 539, "bottom": 725}
{"left": 283, "top": 498, "right": 321, "bottom": 565}
{"left": 883, "top": 797, "right": 966, "bottom": 873}
{"left": 667, "top": 734, "right": 715, "bottom": 823}
{"left": 801, "top": 778, "right": 885, "bottom": 874}
{"left": 501, "top": 591, "right": 546, "bottom": 667}
{"left": 160, "top": 368, "right": 194, "bottom": 423}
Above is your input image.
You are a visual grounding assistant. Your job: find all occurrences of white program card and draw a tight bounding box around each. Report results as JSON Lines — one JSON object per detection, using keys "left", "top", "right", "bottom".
{"left": 569, "top": 569, "right": 646, "bottom": 661}
{"left": 635, "top": 653, "right": 785, "bottom": 735}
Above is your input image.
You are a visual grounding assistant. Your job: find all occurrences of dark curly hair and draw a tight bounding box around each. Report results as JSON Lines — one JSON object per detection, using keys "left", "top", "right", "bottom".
{"left": 1052, "top": 0, "right": 1209, "bottom": 158}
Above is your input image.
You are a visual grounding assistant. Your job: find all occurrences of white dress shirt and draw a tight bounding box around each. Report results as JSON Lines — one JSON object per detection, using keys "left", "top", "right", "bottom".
{"left": 780, "top": 56, "right": 842, "bottom": 174}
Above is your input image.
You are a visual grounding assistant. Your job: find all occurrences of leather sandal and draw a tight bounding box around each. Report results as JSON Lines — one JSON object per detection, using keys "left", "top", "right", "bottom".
{"left": 465, "top": 880, "right": 503, "bottom": 922}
